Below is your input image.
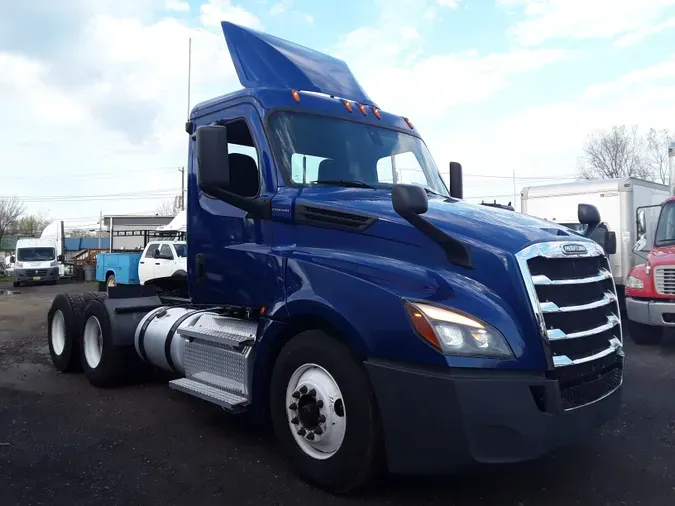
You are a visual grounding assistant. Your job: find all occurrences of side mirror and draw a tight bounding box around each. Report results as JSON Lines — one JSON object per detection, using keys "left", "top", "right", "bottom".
{"left": 57, "top": 255, "right": 65, "bottom": 262}
{"left": 195, "top": 125, "right": 230, "bottom": 191}
{"left": 9, "top": 256, "right": 15, "bottom": 264}
{"left": 604, "top": 231, "right": 617, "bottom": 255}
{"left": 392, "top": 184, "right": 429, "bottom": 216}
{"left": 449, "top": 162, "right": 463, "bottom": 199}
{"left": 636, "top": 208, "right": 647, "bottom": 237}
{"left": 578, "top": 203, "right": 600, "bottom": 226}
{"left": 633, "top": 236, "right": 647, "bottom": 253}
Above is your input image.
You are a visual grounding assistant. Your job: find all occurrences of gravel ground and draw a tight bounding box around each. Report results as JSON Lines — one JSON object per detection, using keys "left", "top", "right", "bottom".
{"left": 1, "top": 283, "right": 675, "bottom": 505}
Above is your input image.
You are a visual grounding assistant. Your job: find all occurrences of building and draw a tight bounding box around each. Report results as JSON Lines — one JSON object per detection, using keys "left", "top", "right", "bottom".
{"left": 64, "top": 237, "right": 111, "bottom": 262}
{"left": 103, "top": 214, "right": 175, "bottom": 250}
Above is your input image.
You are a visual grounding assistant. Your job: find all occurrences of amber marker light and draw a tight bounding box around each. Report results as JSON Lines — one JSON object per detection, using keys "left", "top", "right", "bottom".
{"left": 291, "top": 89, "right": 300, "bottom": 102}
{"left": 403, "top": 300, "right": 441, "bottom": 351}
{"left": 358, "top": 103, "right": 368, "bottom": 115}
{"left": 343, "top": 99, "right": 353, "bottom": 112}
{"left": 372, "top": 107, "right": 381, "bottom": 119}
{"left": 404, "top": 117, "right": 414, "bottom": 129}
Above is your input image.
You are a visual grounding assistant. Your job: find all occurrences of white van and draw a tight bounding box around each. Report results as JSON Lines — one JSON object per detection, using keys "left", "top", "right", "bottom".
{"left": 11, "top": 238, "right": 61, "bottom": 287}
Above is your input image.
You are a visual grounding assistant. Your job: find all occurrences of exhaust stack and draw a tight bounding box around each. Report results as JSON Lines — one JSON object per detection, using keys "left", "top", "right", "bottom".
{"left": 670, "top": 141, "right": 675, "bottom": 197}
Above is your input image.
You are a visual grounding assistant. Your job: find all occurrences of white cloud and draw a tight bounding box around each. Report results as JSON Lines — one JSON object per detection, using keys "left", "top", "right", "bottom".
{"left": 614, "top": 16, "right": 675, "bottom": 46}
{"left": 501, "top": 0, "right": 675, "bottom": 46}
{"left": 0, "top": 1, "right": 250, "bottom": 219}
{"left": 199, "top": 0, "right": 262, "bottom": 29}
{"left": 166, "top": 0, "right": 190, "bottom": 12}
{"left": 438, "top": 0, "right": 461, "bottom": 8}
{"left": 304, "top": 14, "right": 314, "bottom": 24}
{"left": 270, "top": 0, "right": 292, "bottom": 16}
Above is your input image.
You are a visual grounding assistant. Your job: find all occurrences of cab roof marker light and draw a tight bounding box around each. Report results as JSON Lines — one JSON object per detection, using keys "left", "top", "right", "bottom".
{"left": 404, "top": 117, "right": 414, "bottom": 129}
{"left": 343, "top": 99, "right": 353, "bottom": 112}
{"left": 372, "top": 107, "right": 381, "bottom": 119}
{"left": 358, "top": 103, "right": 368, "bottom": 116}
{"left": 291, "top": 89, "right": 300, "bottom": 103}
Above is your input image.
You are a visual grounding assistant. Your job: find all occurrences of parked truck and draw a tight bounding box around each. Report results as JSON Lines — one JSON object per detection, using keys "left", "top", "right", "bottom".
{"left": 46, "top": 22, "right": 624, "bottom": 493}
{"left": 625, "top": 141, "right": 675, "bottom": 344}
{"left": 11, "top": 221, "right": 69, "bottom": 286}
{"left": 522, "top": 178, "right": 668, "bottom": 303}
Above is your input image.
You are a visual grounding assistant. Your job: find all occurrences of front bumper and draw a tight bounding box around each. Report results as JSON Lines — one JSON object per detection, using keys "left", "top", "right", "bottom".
{"left": 625, "top": 297, "right": 675, "bottom": 326}
{"left": 365, "top": 359, "right": 622, "bottom": 474}
{"left": 13, "top": 267, "right": 60, "bottom": 283}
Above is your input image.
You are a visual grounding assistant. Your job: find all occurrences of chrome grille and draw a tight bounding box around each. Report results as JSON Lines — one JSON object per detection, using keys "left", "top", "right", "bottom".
{"left": 516, "top": 241, "right": 624, "bottom": 410}
{"left": 654, "top": 266, "right": 675, "bottom": 295}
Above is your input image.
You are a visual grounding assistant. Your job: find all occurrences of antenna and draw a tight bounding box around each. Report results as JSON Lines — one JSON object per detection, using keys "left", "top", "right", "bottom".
{"left": 186, "top": 37, "right": 192, "bottom": 120}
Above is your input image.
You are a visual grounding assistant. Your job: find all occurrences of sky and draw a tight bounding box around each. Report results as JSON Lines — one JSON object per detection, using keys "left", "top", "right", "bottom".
{"left": 1, "top": 0, "right": 674, "bottom": 231}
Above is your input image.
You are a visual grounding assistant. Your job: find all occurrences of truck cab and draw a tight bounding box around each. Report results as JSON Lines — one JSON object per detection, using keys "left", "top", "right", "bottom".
{"left": 11, "top": 238, "right": 61, "bottom": 287}
{"left": 46, "top": 22, "right": 623, "bottom": 493}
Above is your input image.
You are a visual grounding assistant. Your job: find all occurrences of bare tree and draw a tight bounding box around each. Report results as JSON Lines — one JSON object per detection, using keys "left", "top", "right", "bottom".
{"left": 577, "top": 125, "right": 651, "bottom": 181}
{"left": 156, "top": 198, "right": 181, "bottom": 216}
{"left": 646, "top": 128, "right": 674, "bottom": 185}
{"left": 0, "top": 197, "right": 25, "bottom": 249}
{"left": 12, "top": 212, "right": 51, "bottom": 237}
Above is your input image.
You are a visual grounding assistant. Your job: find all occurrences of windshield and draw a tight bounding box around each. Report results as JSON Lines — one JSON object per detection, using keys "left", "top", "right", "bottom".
{"left": 655, "top": 201, "right": 675, "bottom": 245}
{"left": 174, "top": 244, "right": 187, "bottom": 257}
{"left": 17, "top": 247, "right": 55, "bottom": 262}
{"left": 268, "top": 112, "right": 449, "bottom": 196}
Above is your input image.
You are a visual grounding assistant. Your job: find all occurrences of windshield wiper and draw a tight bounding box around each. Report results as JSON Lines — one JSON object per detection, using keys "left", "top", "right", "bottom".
{"left": 312, "top": 180, "right": 377, "bottom": 189}
{"left": 422, "top": 187, "right": 446, "bottom": 197}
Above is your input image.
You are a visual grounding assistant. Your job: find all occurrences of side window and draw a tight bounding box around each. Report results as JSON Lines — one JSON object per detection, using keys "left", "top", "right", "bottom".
{"left": 145, "top": 244, "right": 159, "bottom": 258}
{"left": 159, "top": 244, "right": 173, "bottom": 260}
{"left": 291, "top": 154, "right": 329, "bottom": 184}
{"left": 394, "top": 152, "right": 427, "bottom": 186}
{"left": 225, "top": 119, "right": 260, "bottom": 198}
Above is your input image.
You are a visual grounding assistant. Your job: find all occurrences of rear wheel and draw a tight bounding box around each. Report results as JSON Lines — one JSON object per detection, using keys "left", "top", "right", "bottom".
{"left": 80, "top": 299, "right": 128, "bottom": 387}
{"left": 47, "top": 292, "right": 107, "bottom": 372}
{"left": 627, "top": 321, "right": 661, "bottom": 345}
{"left": 270, "top": 330, "right": 384, "bottom": 494}
{"left": 12, "top": 281, "right": 20, "bottom": 287}
{"left": 106, "top": 273, "right": 117, "bottom": 291}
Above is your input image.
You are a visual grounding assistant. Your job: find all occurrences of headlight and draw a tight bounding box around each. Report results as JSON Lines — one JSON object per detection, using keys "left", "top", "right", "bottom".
{"left": 50, "top": 260, "right": 59, "bottom": 267}
{"left": 404, "top": 301, "right": 514, "bottom": 359}
{"left": 626, "top": 275, "right": 644, "bottom": 289}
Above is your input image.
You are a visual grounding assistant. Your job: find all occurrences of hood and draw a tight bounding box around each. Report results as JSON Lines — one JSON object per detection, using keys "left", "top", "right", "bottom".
{"left": 296, "top": 188, "right": 581, "bottom": 255}
{"left": 220, "top": 22, "right": 375, "bottom": 106}
{"left": 648, "top": 244, "right": 675, "bottom": 267}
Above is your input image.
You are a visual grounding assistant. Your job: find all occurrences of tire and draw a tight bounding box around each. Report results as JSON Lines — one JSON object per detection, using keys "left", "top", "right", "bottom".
{"left": 47, "top": 292, "right": 105, "bottom": 372}
{"left": 106, "top": 273, "right": 117, "bottom": 292}
{"left": 80, "top": 299, "right": 128, "bottom": 387}
{"left": 628, "top": 320, "right": 661, "bottom": 345}
{"left": 270, "top": 330, "right": 384, "bottom": 494}
{"left": 12, "top": 281, "right": 20, "bottom": 287}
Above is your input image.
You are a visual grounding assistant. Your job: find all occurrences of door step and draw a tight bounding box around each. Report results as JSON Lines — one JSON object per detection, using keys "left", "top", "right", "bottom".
{"left": 169, "top": 378, "right": 248, "bottom": 410}
{"left": 178, "top": 314, "right": 256, "bottom": 348}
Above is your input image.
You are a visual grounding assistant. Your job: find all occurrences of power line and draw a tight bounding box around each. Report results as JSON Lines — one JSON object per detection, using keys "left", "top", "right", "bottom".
{"left": 8, "top": 166, "right": 184, "bottom": 182}
{"left": 463, "top": 173, "right": 577, "bottom": 180}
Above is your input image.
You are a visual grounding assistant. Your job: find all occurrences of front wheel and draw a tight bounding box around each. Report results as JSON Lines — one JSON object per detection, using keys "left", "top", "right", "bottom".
{"left": 270, "top": 330, "right": 384, "bottom": 493}
{"left": 627, "top": 320, "right": 661, "bottom": 345}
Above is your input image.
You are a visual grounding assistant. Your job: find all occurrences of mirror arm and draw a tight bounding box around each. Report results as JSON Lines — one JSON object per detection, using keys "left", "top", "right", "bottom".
{"left": 200, "top": 184, "right": 272, "bottom": 220}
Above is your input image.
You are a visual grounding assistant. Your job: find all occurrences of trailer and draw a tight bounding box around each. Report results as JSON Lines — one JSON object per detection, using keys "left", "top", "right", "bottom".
{"left": 522, "top": 178, "right": 667, "bottom": 297}
{"left": 46, "top": 22, "right": 623, "bottom": 493}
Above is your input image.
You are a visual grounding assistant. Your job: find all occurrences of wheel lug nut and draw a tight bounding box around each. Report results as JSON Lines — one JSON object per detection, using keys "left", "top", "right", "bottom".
{"left": 308, "top": 388, "right": 316, "bottom": 397}
{"left": 314, "top": 426, "right": 323, "bottom": 435}
{"left": 299, "top": 385, "right": 308, "bottom": 394}
{"left": 291, "top": 417, "right": 299, "bottom": 424}
{"left": 318, "top": 414, "right": 326, "bottom": 423}
{"left": 297, "top": 428, "right": 306, "bottom": 436}
{"left": 288, "top": 403, "right": 297, "bottom": 410}
{"left": 306, "top": 432, "right": 315, "bottom": 441}
{"left": 292, "top": 391, "right": 300, "bottom": 399}
{"left": 317, "top": 400, "right": 324, "bottom": 408}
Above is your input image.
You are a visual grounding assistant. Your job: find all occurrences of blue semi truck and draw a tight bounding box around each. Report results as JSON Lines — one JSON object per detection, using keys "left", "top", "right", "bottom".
{"left": 46, "top": 22, "right": 623, "bottom": 493}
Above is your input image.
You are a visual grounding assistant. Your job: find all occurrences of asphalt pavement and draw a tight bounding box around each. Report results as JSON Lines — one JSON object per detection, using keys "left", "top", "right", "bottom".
{"left": 1, "top": 283, "right": 675, "bottom": 505}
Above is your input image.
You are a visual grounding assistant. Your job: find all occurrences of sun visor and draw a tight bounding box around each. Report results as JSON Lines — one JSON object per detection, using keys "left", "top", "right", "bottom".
{"left": 221, "top": 21, "right": 377, "bottom": 107}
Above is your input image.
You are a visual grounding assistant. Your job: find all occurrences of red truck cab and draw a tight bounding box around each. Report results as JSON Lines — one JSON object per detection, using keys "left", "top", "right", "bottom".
{"left": 625, "top": 196, "right": 675, "bottom": 343}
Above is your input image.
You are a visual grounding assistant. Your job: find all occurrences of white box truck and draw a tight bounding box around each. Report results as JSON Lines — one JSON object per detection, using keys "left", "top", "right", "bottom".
{"left": 521, "top": 178, "right": 667, "bottom": 298}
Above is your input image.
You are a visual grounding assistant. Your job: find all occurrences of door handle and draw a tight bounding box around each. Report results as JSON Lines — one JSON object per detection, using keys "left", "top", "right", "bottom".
{"left": 140, "top": 261, "right": 144, "bottom": 264}
{"left": 155, "top": 262, "right": 160, "bottom": 265}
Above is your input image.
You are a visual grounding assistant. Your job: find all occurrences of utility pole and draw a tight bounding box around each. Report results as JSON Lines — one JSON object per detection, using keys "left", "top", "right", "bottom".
{"left": 187, "top": 38, "right": 192, "bottom": 119}
{"left": 512, "top": 168, "right": 517, "bottom": 212}
{"left": 98, "top": 210, "right": 102, "bottom": 250}
{"left": 178, "top": 166, "right": 185, "bottom": 211}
